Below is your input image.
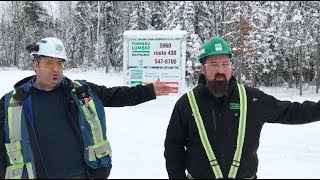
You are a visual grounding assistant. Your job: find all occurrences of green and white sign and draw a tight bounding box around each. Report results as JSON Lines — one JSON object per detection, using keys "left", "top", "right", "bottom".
{"left": 128, "top": 39, "right": 181, "bottom": 67}
{"left": 123, "top": 30, "right": 187, "bottom": 95}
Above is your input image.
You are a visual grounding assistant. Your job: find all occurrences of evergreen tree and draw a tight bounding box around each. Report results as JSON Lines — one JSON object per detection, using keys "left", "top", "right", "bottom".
{"left": 151, "top": 1, "right": 166, "bottom": 30}
{"left": 194, "top": 1, "right": 212, "bottom": 42}
{"left": 22, "top": 1, "right": 50, "bottom": 39}
{"left": 164, "top": 1, "right": 184, "bottom": 30}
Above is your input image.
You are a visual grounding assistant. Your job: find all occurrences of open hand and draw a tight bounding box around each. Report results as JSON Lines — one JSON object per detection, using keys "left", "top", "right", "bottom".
{"left": 153, "top": 77, "right": 172, "bottom": 96}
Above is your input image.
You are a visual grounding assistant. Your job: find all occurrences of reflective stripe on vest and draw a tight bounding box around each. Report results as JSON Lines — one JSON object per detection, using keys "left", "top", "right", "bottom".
{"left": 5, "top": 90, "right": 35, "bottom": 179}
{"left": 5, "top": 162, "right": 35, "bottom": 179}
{"left": 186, "top": 83, "right": 247, "bottom": 179}
{"left": 72, "top": 81, "right": 112, "bottom": 161}
{"left": 7, "top": 94, "right": 22, "bottom": 142}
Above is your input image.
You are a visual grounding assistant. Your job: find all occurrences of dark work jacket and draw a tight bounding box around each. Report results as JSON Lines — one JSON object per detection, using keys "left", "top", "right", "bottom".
{"left": 164, "top": 75, "right": 320, "bottom": 179}
{"left": 0, "top": 75, "right": 156, "bottom": 179}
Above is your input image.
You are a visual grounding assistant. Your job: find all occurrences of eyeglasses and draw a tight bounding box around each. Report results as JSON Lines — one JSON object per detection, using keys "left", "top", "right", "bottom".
{"left": 38, "top": 59, "right": 64, "bottom": 69}
{"left": 204, "top": 62, "right": 232, "bottom": 70}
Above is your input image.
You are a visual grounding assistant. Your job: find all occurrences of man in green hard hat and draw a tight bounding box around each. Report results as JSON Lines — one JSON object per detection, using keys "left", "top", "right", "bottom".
{"left": 164, "top": 36, "right": 320, "bottom": 179}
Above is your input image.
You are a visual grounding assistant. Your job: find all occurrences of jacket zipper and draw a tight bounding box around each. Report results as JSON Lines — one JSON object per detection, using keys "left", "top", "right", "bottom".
{"left": 23, "top": 104, "right": 50, "bottom": 178}
{"left": 212, "top": 110, "right": 217, "bottom": 132}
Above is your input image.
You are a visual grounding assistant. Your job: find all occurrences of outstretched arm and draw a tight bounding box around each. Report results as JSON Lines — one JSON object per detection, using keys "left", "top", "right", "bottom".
{"left": 87, "top": 78, "right": 171, "bottom": 107}
{"left": 249, "top": 87, "right": 320, "bottom": 124}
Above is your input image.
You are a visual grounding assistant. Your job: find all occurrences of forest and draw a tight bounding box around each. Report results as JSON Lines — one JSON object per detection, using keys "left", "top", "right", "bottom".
{"left": 0, "top": 1, "right": 320, "bottom": 93}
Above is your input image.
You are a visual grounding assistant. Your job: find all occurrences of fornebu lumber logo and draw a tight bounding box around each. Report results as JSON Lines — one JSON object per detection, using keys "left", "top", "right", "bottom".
{"left": 131, "top": 41, "right": 150, "bottom": 57}
{"left": 132, "top": 41, "right": 150, "bottom": 52}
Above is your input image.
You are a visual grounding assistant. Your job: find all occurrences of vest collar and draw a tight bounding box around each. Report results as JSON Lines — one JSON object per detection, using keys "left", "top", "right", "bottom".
{"left": 12, "top": 75, "right": 73, "bottom": 101}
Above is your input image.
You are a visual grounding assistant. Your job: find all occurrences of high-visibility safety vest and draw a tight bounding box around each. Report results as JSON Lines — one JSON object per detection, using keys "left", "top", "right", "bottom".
{"left": 187, "top": 83, "right": 247, "bottom": 179}
{"left": 3, "top": 79, "right": 112, "bottom": 179}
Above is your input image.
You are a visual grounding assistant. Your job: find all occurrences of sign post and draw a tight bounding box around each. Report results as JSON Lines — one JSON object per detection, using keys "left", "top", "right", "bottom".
{"left": 123, "top": 30, "right": 187, "bottom": 96}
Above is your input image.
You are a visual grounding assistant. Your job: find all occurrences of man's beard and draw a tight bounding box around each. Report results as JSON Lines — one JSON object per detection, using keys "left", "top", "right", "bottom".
{"left": 206, "top": 73, "right": 229, "bottom": 98}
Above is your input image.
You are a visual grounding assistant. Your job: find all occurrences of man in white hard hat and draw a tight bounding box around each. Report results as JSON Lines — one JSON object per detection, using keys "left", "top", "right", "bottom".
{"left": 0, "top": 37, "right": 171, "bottom": 179}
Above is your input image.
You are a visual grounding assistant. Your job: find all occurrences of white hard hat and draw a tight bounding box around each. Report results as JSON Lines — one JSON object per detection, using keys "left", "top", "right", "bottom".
{"left": 30, "top": 37, "right": 67, "bottom": 60}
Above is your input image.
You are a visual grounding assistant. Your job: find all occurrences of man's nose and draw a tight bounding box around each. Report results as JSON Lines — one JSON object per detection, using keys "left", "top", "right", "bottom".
{"left": 216, "top": 65, "right": 225, "bottom": 73}
{"left": 51, "top": 64, "right": 60, "bottom": 71}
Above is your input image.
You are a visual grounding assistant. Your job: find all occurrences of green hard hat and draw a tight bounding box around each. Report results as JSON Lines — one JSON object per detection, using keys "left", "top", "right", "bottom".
{"left": 199, "top": 37, "right": 233, "bottom": 63}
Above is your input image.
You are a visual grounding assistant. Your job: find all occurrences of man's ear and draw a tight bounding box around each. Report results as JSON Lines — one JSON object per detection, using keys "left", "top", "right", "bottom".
{"left": 32, "top": 61, "right": 39, "bottom": 71}
{"left": 200, "top": 64, "right": 206, "bottom": 74}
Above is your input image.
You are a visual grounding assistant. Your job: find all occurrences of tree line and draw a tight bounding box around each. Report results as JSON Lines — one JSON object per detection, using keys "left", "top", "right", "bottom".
{"left": 1, "top": 1, "right": 320, "bottom": 94}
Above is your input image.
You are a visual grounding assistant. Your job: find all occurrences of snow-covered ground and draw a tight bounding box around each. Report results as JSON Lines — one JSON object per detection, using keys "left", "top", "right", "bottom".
{"left": 1, "top": 67, "right": 320, "bottom": 179}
